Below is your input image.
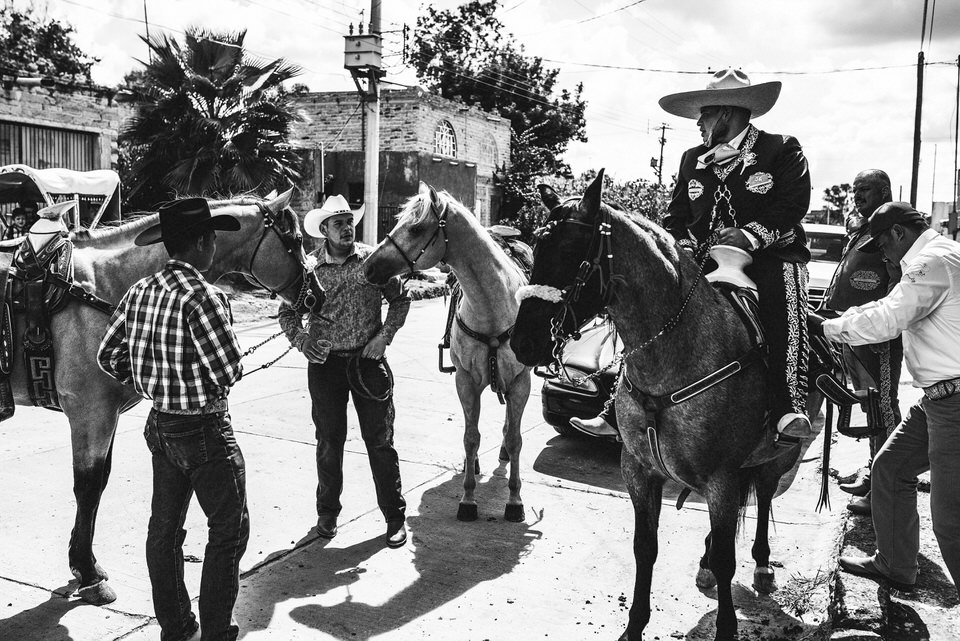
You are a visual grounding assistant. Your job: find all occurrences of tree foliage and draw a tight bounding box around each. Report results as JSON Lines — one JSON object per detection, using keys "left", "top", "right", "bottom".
{"left": 499, "top": 170, "right": 671, "bottom": 242}
{"left": 0, "top": 7, "right": 97, "bottom": 80}
{"left": 823, "top": 183, "right": 852, "bottom": 215}
{"left": 118, "top": 28, "right": 303, "bottom": 210}
{"left": 412, "top": 0, "right": 587, "bottom": 218}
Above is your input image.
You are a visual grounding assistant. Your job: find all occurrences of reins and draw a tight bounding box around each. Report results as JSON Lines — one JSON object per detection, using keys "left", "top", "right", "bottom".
{"left": 384, "top": 199, "right": 449, "bottom": 276}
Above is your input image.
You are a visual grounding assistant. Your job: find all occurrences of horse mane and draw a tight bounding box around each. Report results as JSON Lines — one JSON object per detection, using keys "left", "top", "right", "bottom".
{"left": 398, "top": 188, "right": 475, "bottom": 225}
{"left": 71, "top": 214, "right": 159, "bottom": 248}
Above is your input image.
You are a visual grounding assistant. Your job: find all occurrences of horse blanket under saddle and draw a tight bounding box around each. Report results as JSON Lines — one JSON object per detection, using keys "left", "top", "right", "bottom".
{"left": 0, "top": 232, "right": 77, "bottom": 419}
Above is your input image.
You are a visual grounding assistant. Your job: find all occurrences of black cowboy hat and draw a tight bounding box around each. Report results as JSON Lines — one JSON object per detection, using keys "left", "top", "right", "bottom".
{"left": 135, "top": 197, "right": 241, "bottom": 247}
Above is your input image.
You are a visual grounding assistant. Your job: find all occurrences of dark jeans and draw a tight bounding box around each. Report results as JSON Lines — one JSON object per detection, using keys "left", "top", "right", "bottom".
{"left": 144, "top": 409, "right": 250, "bottom": 641}
{"left": 307, "top": 354, "right": 405, "bottom": 524}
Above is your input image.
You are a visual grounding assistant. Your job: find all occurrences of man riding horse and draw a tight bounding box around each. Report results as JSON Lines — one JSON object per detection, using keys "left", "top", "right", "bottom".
{"left": 660, "top": 68, "right": 814, "bottom": 443}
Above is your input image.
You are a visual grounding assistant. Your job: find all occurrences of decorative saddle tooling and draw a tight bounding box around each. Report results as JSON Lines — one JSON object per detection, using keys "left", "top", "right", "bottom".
{"left": 0, "top": 202, "right": 115, "bottom": 421}
{"left": 438, "top": 229, "right": 533, "bottom": 405}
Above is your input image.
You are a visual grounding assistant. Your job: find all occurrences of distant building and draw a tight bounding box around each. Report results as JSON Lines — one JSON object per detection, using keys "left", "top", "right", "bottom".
{"left": 289, "top": 87, "right": 511, "bottom": 243}
{"left": 0, "top": 79, "right": 126, "bottom": 171}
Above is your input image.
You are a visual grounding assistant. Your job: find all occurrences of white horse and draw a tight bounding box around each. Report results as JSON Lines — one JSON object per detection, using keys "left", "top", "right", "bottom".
{"left": 363, "top": 183, "right": 531, "bottom": 522}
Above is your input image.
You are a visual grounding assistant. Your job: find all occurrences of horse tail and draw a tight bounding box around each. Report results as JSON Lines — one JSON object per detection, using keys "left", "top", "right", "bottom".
{"left": 735, "top": 465, "right": 763, "bottom": 535}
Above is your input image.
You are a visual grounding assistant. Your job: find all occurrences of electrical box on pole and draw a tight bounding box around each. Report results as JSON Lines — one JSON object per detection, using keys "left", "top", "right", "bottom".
{"left": 343, "top": 0, "right": 384, "bottom": 243}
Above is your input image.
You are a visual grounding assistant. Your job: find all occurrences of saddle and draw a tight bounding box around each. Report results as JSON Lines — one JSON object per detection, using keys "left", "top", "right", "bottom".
{"left": 0, "top": 203, "right": 98, "bottom": 420}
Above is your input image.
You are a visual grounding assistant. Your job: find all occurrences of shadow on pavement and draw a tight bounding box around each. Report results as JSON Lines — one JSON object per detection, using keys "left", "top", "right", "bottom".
{"left": 0, "top": 584, "right": 82, "bottom": 641}
{"left": 532, "top": 433, "right": 623, "bottom": 492}
{"left": 685, "top": 583, "right": 821, "bottom": 640}
{"left": 240, "top": 473, "right": 541, "bottom": 640}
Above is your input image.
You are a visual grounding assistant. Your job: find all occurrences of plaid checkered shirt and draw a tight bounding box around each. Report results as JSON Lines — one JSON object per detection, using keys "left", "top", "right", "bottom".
{"left": 97, "top": 260, "right": 243, "bottom": 412}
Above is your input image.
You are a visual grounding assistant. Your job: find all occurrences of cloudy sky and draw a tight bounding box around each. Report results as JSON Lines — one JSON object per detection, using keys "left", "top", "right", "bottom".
{"left": 31, "top": 0, "right": 960, "bottom": 212}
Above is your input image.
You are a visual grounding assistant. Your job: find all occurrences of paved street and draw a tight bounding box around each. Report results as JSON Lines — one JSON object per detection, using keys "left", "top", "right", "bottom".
{"left": 0, "top": 296, "right": 944, "bottom": 640}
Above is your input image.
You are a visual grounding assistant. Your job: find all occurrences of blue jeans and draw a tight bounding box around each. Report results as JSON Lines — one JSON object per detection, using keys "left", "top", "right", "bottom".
{"left": 307, "top": 355, "right": 405, "bottom": 524}
{"left": 144, "top": 409, "right": 250, "bottom": 641}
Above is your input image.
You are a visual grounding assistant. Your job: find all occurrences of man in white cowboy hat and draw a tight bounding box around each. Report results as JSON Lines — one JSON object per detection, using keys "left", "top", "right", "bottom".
{"left": 278, "top": 194, "right": 412, "bottom": 548}
{"left": 660, "top": 67, "right": 814, "bottom": 443}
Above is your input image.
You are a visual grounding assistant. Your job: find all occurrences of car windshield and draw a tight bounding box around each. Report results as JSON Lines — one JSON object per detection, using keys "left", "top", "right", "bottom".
{"left": 807, "top": 231, "right": 844, "bottom": 263}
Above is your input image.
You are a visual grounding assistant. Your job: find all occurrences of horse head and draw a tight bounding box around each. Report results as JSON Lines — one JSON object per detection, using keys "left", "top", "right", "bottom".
{"left": 364, "top": 182, "right": 451, "bottom": 285}
{"left": 219, "top": 189, "right": 324, "bottom": 314}
{"left": 513, "top": 170, "right": 611, "bottom": 367}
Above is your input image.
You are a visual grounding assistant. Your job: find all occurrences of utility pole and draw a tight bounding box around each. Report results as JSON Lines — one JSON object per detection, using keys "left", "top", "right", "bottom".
{"left": 911, "top": 0, "right": 931, "bottom": 207}
{"left": 344, "top": 0, "right": 383, "bottom": 243}
{"left": 650, "top": 123, "right": 669, "bottom": 186}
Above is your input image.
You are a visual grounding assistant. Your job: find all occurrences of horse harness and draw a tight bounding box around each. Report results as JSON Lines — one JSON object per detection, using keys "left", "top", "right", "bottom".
{"left": 437, "top": 232, "right": 534, "bottom": 405}
{"left": 538, "top": 201, "right": 768, "bottom": 486}
{"left": 0, "top": 204, "right": 318, "bottom": 421}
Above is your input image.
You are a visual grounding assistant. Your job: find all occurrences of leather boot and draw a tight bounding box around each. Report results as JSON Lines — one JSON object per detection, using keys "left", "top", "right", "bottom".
{"left": 570, "top": 415, "right": 618, "bottom": 438}
{"left": 847, "top": 494, "right": 871, "bottom": 516}
{"left": 777, "top": 413, "right": 814, "bottom": 440}
{"left": 839, "top": 472, "right": 871, "bottom": 496}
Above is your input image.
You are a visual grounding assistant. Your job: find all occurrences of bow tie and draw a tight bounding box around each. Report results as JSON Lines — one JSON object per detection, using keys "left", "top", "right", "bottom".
{"left": 696, "top": 143, "right": 739, "bottom": 169}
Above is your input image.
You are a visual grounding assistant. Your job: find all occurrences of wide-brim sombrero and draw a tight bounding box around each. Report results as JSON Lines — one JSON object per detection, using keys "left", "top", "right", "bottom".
{"left": 659, "top": 68, "right": 782, "bottom": 120}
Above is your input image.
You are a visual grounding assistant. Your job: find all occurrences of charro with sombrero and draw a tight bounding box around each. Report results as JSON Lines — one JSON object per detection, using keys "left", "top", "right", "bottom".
{"left": 660, "top": 67, "right": 814, "bottom": 443}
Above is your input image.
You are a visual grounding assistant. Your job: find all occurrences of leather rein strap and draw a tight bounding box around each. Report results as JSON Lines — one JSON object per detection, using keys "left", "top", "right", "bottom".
{"left": 455, "top": 313, "right": 514, "bottom": 404}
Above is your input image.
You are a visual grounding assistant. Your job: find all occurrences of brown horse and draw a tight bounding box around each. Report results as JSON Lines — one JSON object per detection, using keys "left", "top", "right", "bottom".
{"left": 510, "top": 172, "right": 803, "bottom": 641}
{"left": 3, "top": 190, "right": 323, "bottom": 605}
{"left": 363, "top": 183, "right": 531, "bottom": 522}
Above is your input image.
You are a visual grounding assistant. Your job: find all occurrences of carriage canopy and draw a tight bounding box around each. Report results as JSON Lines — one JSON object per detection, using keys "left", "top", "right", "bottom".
{"left": 0, "top": 164, "right": 121, "bottom": 230}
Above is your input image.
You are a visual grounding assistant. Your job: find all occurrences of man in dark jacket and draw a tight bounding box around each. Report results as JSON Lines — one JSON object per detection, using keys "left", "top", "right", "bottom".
{"left": 660, "top": 68, "right": 813, "bottom": 442}
{"left": 824, "top": 169, "right": 903, "bottom": 514}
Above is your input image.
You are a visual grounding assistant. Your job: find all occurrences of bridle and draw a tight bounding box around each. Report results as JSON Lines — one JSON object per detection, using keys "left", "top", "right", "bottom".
{"left": 246, "top": 201, "right": 320, "bottom": 313}
{"left": 528, "top": 199, "right": 615, "bottom": 364}
{"left": 383, "top": 197, "right": 449, "bottom": 276}
{"left": 526, "top": 199, "right": 711, "bottom": 384}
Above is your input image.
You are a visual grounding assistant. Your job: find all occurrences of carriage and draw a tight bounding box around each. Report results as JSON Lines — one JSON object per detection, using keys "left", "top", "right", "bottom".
{"left": 0, "top": 163, "right": 122, "bottom": 237}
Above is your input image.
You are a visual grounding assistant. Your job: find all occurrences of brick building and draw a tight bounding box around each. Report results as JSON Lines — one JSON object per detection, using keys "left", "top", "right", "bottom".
{"left": 0, "top": 81, "right": 127, "bottom": 171}
{"left": 290, "top": 87, "right": 511, "bottom": 243}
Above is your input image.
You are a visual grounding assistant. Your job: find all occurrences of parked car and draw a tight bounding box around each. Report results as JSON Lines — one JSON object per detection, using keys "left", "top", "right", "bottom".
{"left": 803, "top": 222, "right": 847, "bottom": 310}
{"left": 538, "top": 316, "right": 621, "bottom": 440}
{"left": 539, "top": 223, "right": 847, "bottom": 439}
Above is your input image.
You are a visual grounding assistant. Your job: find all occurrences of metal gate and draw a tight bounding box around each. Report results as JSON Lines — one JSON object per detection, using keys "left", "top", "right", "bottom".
{"left": 0, "top": 120, "right": 97, "bottom": 171}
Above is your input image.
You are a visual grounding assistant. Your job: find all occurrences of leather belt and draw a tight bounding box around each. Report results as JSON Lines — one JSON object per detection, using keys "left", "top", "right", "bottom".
{"left": 924, "top": 376, "right": 960, "bottom": 401}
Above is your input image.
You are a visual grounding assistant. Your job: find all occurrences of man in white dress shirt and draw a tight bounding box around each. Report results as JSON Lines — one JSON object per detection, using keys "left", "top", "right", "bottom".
{"left": 810, "top": 201, "right": 960, "bottom": 595}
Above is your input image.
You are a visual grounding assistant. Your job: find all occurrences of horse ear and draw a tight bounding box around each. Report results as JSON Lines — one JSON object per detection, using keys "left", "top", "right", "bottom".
{"left": 266, "top": 188, "right": 294, "bottom": 211}
{"left": 538, "top": 184, "right": 561, "bottom": 211}
{"left": 418, "top": 182, "right": 442, "bottom": 215}
{"left": 577, "top": 169, "right": 605, "bottom": 222}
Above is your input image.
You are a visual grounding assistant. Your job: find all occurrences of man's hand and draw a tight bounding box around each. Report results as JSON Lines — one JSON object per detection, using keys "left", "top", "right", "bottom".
{"left": 715, "top": 227, "right": 752, "bottom": 251}
{"left": 300, "top": 337, "right": 331, "bottom": 364}
{"left": 807, "top": 312, "right": 826, "bottom": 339}
{"left": 361, "top": 334, "right": 389, "bottom": 360}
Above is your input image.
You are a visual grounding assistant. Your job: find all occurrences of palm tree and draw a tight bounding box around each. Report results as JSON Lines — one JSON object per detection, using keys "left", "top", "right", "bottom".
{"left": 120, "top": 28, "right": 303, "bottom": 209}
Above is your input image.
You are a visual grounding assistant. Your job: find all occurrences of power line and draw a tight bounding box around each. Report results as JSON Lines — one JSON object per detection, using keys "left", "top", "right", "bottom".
{"left": 537, "top": 57, "right": 957, "bottom": 75}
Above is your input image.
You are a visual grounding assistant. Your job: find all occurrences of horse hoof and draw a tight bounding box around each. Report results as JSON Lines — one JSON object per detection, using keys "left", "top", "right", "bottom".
{"left": 753, "top": 567, "right": 778, "bottom": 594}
{"left": 71, "top": 564, "right": 109, "bottom": 583}
{"left": 696, "top": 567, "right": 717, "bottom": 590}
{"left": 457, "top": 503, "right": 478, "bottom": 522}
{"left": 504, "top": 503, "right": 525, "bottom": 522}
{"left": 499, "top": 445, "right": 509, "bottom": 462}
{"left": 77, "top": 580, "right": 117, "bottom": 605}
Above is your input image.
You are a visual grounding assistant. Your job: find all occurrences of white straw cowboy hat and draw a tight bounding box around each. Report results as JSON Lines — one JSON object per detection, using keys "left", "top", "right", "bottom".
{"left": 303, "top": 194, "right": 365, "bottom": 238}
{"left": 659, "top": 68, "right": 782, "bottom": 119}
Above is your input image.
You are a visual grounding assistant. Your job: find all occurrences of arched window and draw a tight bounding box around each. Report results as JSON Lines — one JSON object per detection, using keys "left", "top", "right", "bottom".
{"left": 434, "top": 120, "right": 457, "bottom": 157}
{"left": 479, "top": 134, "right": 499, "bottom": 167}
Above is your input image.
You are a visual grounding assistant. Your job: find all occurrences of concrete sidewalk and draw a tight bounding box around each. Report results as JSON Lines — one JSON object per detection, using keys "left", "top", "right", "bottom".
{"left": 0, "top": 297, "right": 952, "bottom": 640}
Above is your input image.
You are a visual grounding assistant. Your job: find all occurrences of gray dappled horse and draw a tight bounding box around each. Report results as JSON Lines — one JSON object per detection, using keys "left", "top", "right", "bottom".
{"left": 2, "top": 190, "right": 322, "bottom": 605}
{"left": 511, "top": 171, "right": 802, "bottom": 641}
{"left": 364, "top": 183, "right": 531, "bottom": 522}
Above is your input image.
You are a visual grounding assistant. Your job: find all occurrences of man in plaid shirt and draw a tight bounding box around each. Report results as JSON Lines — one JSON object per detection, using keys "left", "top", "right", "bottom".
{"left": 98, "top": 197, "right": 247, "bottom": 641}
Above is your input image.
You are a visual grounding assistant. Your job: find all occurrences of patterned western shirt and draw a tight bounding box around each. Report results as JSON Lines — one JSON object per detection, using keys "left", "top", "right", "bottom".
{"left": 97, "top": 260, "right": 243, "bottom": 412}
{"left": 278, "top": 241, "right": 410, "bottom": 352}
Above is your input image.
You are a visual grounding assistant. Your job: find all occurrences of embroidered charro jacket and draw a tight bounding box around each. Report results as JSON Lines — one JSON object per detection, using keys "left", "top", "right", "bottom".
{"left": 663, "top": 124, "right": 812, "bottom": 264}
